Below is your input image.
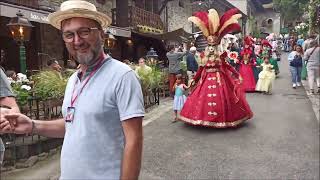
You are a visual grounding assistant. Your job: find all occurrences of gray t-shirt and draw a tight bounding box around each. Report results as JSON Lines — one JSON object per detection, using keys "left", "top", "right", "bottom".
{"left": 0, "top": 69, "right": 14, "bottom": 152}
{"left": 166, "top": 51, "right": 187, "bottom": 74}
{"left": 61, "top": 58, "right": 145, "bottom": 179}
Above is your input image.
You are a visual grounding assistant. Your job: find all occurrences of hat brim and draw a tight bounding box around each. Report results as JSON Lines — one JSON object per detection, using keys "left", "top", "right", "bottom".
{"left": 48, "top": 9, "right": 111, "bottom": 30}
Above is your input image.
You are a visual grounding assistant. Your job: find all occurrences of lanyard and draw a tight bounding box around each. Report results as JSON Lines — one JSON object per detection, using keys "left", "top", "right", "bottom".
{"left": 70, "top": 54, "right": 106, "bottom": 107}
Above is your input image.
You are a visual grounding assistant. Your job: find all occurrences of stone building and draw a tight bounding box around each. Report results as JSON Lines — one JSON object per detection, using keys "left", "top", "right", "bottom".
{"left": 228, "top": 0, "right": 281, "bottom": 36}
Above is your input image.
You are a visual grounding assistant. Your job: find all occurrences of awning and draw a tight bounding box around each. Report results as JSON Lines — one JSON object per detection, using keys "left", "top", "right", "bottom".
{"left": 0, "top": 2, "right": 50, "bottom": 24}
{"left": 132, "top": 28, "right": 193, "bottom": 42}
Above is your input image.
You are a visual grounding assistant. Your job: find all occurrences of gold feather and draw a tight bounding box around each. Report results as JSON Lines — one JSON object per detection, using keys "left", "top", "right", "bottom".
{"left": 188, "top": 16, "right": 209, "bottom": 37}
{"left": 208, "top": 9, "right": 220, "bottom": 35}
{"left": 218, "top": 14, "right": 242, "bottom": 35}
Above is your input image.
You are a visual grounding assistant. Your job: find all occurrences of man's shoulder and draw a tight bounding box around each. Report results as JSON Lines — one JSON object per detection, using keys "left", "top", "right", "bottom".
{"left": 104, "top": 58, "right": 133, "bottom": 74}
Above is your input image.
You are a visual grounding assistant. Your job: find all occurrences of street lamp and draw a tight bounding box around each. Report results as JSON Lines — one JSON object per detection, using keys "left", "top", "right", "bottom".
{"left": 104, "top": 30, "right": 116, "bottom": 54}
{"left": 146, "top": 47, "right": 158, "bottom": 66}
{"left": 7, "top": 11, "right": 33, "bottom": 74}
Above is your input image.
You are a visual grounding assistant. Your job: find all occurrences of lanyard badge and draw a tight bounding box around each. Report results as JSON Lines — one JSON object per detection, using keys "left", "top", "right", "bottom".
{"left": 65, "top": 107, "right": 75, "bottom": 122}
{"left": 65, "top": 54, "right": 107, "bottom": 123}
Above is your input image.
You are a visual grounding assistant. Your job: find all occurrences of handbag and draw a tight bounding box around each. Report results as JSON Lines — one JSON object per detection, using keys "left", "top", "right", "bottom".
{"left": 290, "top": 55, "right": 303, "bottom": 67}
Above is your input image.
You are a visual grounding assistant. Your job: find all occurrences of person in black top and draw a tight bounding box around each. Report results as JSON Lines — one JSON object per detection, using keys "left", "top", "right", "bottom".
{"left": 186, "top": 46, "right": 199, "bottom": 84}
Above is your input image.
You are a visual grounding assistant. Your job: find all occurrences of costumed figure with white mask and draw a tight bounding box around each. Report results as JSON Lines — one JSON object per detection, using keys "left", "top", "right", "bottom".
{"left": 238, "top": 36, "right": 258, "bottom": 91}
{"left": 179, "top": 8, "right": 253, "bottom": 128}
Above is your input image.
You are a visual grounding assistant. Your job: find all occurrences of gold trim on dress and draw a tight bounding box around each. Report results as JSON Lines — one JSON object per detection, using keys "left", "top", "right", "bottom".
{"left": 178, "top": 115, "right": 251, "bottom": 128}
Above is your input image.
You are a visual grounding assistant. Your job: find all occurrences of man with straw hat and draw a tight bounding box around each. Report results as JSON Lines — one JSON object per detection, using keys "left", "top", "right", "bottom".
{"left": 0, "top": 0, "right": 144, "bottom": 179}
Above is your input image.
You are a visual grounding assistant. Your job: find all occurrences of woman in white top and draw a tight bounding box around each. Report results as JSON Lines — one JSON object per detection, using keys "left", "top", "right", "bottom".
{"left": 288, "top": 45, "right": 304, "bottom": 88}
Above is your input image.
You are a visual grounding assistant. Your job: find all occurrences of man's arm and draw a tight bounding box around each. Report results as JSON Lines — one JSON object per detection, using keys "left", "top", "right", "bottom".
{"left": 3, "top": 112, "right": 65, "bottom": 138}
{"left": 120, "top": 117, "right": 143, "bottom": 180}
{"left": 177, "top": 51, "right": 188, "bottom": 60}
{"left": 32, "top": 118, "right": 65, "bottom": 138}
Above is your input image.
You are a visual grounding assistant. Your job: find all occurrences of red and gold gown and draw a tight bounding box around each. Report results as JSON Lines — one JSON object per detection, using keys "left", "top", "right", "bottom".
{"left": 238, "top": 48, "right": 257, "bottom": 92}
{"left": 179, "top": 53, "right": 253, "bottom": 128}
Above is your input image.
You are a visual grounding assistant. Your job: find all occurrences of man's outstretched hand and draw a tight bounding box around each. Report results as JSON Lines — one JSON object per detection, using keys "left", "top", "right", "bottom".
{"left": 2, "top": 113, "right": 33, "bottom": 134}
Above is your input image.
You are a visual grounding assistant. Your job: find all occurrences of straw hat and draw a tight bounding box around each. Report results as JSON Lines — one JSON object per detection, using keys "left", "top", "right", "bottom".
{"left": 48, "top": 0, "right": 111, "bottom": 29}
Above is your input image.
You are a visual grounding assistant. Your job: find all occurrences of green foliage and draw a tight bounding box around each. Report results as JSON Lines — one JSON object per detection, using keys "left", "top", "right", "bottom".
{"left": 248, "top": 17, "right": 260, "bottom": 38}
{"left": 180, "top": 60, "right": 187, "bottom": 72}
{"left": 137, "top": 66, "right": 165, "bottom": 91}
{"left": 31, "top": 70, "right": 73, "bottom": 100}
{"left": 308, "top": 0, "right": 320, "bottom": 34}
{"left": 294, "top": 23, "right": 309, "bottom": 37}
{"left": 274, "top": 0, "right": 310, "bottom": 22}
{"left": 11, "top": 83, "right": 31, "bottom": 106}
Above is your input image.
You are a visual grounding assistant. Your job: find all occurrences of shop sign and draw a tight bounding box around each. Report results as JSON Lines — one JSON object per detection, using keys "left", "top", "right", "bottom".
{"left": 105, "top": 26, "right": 131, "bottom": 38}
{"left": 0, "top": 3, "right": 49, "bottom": 24}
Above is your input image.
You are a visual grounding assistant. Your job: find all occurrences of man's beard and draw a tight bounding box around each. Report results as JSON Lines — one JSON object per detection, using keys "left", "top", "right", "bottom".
{"left": 75, "top": 39, "right": 103, "bottom": 66}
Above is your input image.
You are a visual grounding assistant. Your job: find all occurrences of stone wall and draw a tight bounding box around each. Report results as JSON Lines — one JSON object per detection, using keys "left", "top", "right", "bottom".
{"left": 255, "top": 9, "right": 281, "bottom": 35}
{"left": 228, "top": 0, "right": 248, "bottom": 15}
{"left": 161, "top": 0, "right": 193, "bottom": 33}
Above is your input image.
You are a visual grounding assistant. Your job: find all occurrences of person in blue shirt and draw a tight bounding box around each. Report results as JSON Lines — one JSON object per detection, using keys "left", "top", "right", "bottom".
{"left": 297, "top": 35, "right": 304, "bottom": 46}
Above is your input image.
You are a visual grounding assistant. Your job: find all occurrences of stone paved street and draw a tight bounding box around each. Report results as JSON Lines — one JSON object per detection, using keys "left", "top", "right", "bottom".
{"left": 139, "top": 53, "right": 319, "bottom": 179}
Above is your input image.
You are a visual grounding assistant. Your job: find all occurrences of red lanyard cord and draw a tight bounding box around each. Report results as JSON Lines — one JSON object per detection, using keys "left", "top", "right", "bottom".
{"left": 70, "top": 54, "right": 106, "bottom": 107}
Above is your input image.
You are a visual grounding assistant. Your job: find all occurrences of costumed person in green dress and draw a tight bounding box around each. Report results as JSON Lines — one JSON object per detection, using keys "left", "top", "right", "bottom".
{"left": 257, "top": 40, "right": 280, "bottom": 76}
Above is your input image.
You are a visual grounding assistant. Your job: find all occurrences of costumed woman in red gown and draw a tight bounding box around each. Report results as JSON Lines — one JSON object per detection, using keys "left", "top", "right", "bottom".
{"left": 179, "top": 8, "right": 253, "bottom": 128}
{"left": 238, "top": 36, "right": 258, "bottom": 92}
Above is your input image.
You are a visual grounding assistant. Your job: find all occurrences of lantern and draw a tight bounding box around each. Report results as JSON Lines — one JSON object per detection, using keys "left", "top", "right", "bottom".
{"left": 7, "top": 11, "right": 33, "bottom": 73}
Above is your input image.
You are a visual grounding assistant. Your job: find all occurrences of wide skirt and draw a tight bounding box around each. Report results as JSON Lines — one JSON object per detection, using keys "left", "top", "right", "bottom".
{"left": 239, "top": 64, "right": 257, "bottom": 92}
{"left": 255, "top": 71, "right": 276, "bottom": 92}
{"left": 173, "top": 95, "right": 187, "bottom": 111}
{"left": 179, "top": 71, "right": 253, "bottom": 128}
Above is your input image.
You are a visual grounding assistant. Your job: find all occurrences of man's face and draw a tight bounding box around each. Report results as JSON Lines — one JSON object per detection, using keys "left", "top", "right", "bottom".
{"left": 52, "top": 63, "right": 62, "bottom": 72}
{"left": 61, "top": 18, "right": 104, "bottom": 66}
{"left": 138, "top": 59, "right": 145, "bottom": 66}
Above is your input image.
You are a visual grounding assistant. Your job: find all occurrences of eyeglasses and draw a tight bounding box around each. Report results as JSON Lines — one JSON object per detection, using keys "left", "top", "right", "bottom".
{"left": 62, "top": 27, "right": 100, "bottom": 43}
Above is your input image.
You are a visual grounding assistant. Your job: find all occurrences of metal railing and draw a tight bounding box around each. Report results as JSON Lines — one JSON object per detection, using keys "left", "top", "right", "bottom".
{"left": 111, "top": 6, "right": 164, "bottom": 31}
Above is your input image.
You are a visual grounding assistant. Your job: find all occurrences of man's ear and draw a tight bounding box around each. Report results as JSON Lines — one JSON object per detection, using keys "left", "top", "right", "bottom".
{"left": 100, "top": 30, "right": 105, "bottom": 40}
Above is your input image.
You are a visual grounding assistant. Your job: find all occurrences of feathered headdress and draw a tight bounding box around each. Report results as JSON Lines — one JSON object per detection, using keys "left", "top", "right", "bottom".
{"left": 188, "top": 8, "right": 242, "bottom": 46}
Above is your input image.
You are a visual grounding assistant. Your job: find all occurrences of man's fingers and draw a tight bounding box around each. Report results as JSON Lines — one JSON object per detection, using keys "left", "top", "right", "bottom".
{"left": 0, "top": 120, "right": 10, "bottom": 129}
{"left": 4, "top": 114, "right": 20, "bottom": 119}
{"left": 3, "top": 124, "right": 13, "bottom": 132}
